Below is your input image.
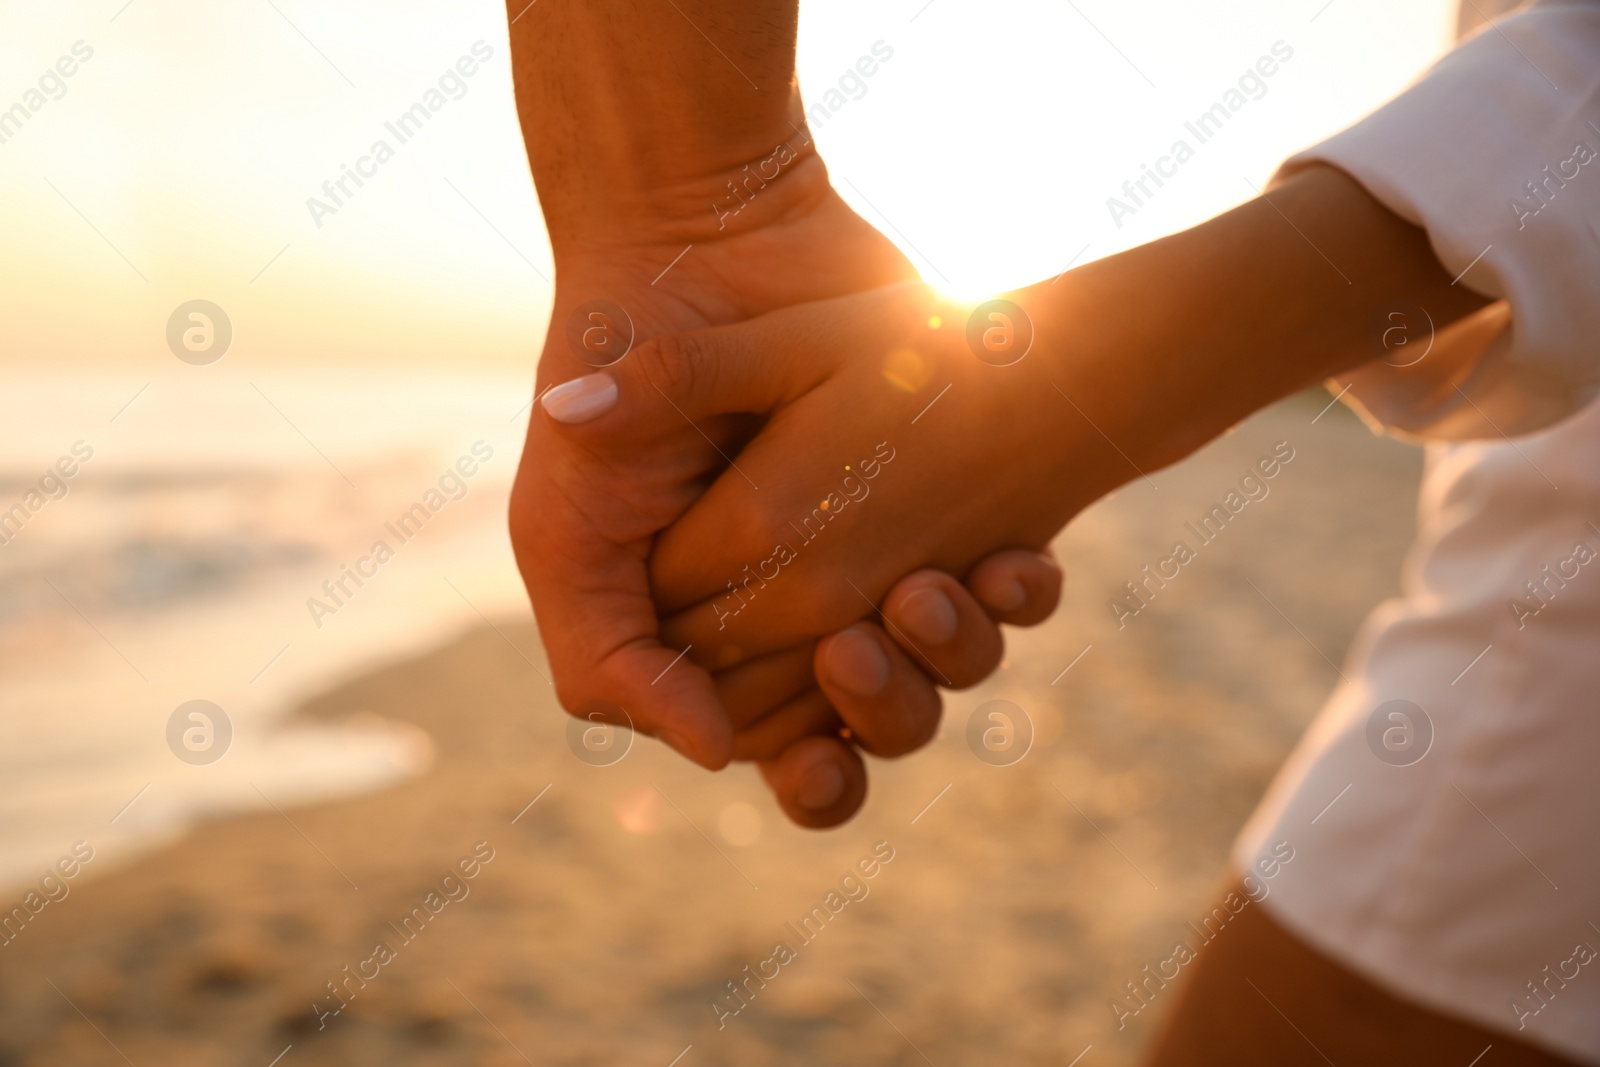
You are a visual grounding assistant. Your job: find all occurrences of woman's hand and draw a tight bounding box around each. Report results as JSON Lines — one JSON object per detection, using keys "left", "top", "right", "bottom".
{"left": 509, "top": 155, "right": 915, "bottom": 763}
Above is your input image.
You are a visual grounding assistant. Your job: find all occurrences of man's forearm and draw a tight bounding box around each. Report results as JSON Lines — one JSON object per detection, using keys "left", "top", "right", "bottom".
{"left": 507, "top": 0, "right": 803, "bottom": 252}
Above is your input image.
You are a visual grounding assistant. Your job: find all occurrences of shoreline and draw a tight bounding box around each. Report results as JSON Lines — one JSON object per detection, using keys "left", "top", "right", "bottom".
{"left": 0, "top": 398, "right": 1422, "bottom": 1066}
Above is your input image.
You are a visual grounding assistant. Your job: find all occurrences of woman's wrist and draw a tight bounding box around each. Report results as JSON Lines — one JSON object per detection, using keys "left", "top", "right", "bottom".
{"left": 543, "top": 133, "right": 833, "bottom": 263}
{"left": 537, "top": 148, "right": 920, "bottom": 390}
{"left": 510, "top": 0, "right": 805, "bottom": 250}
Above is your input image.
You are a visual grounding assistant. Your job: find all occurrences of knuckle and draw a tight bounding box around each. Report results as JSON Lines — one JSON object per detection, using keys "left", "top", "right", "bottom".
{"left": 722, "top": 490, "right": 770, "bottom": 545}
{"left": 551, "top": 681, "right": 585, "bottom": 718}
{"left": 861, "top": 696, "right": 940, "bottom": 758}
{"left": 629, "top": 331, "right": 710, "bottom": 404}
{"left": 787, "top": 584, "right": 857, "bottom": 637}
{"left": 507, "top": 484, "right": 540, "bottom": 556}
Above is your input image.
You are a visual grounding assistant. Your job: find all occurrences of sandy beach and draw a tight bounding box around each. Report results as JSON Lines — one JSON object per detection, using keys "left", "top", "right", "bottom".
{"left": 0, "top": 392, "right": 1423, "bottom": 1067}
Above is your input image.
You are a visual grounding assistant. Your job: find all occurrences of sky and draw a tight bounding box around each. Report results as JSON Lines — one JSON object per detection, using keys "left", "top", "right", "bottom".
{"left": 0, "top": 0, "right": 1456, "bottom": 373}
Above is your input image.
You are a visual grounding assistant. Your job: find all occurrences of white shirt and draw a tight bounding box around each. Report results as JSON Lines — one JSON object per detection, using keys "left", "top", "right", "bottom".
{"left": 1232, "top": 2, "right": 1600, "bottom": 1061}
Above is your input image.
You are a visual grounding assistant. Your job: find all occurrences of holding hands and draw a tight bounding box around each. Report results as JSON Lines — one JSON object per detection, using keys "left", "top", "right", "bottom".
{"left": 521, "top": 276, "right": 1074, "bottom": 824}
{"left": 506, "top": 0, "right": 1488, "bottom": 827}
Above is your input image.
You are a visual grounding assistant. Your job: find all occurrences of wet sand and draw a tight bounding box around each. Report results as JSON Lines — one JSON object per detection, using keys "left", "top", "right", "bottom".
{"left": 0, "top": 393, "right": 1423, "bottom": 1066}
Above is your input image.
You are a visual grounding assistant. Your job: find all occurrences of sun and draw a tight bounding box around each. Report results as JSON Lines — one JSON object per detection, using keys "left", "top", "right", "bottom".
{"left": 886, "top": 219, "right": 1092, "bottom": 304}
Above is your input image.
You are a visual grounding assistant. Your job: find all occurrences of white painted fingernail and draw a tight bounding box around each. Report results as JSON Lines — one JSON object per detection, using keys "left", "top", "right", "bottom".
{"left": 541, "top": 374, "right": 618, "bottom": 424}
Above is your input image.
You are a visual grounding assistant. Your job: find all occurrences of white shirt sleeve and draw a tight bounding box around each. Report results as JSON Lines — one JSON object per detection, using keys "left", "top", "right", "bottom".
{"left": 1275, "top": 0, "right": 1600, "bottom": 440}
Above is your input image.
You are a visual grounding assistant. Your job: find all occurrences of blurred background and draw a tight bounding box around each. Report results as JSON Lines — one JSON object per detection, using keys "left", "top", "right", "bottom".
{"left": 0, "top": 0, "right": 1459, "bottom": 1063}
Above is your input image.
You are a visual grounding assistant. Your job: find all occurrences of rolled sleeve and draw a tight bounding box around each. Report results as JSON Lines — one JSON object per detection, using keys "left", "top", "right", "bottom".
{"left": 1277, "top": 0, "right": 1600, "bottom": 439}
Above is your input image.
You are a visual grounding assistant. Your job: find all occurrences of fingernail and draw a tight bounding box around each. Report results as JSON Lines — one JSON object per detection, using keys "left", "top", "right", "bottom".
{"left": 542, "top": 373, "right": 618, "bottom": 424}
{"left": 990, "top": 578, "right": 1026, "bottom": 613}
{"left": 796, "top": 761, "right": 846, "bottom": 810}
{"left": 896, "top": 587, "right": 959, "bottom": 645}
{"left": 824, "top": 627, "right": 890, "bottom": 697}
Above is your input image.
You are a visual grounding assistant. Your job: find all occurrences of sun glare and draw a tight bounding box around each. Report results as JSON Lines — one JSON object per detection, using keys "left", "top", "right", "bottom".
{"left": 0, "top": 0, "right": 1454, "bottom": 367}
{"left": 800, "top": 0, "right": 1455, "bottom": 301}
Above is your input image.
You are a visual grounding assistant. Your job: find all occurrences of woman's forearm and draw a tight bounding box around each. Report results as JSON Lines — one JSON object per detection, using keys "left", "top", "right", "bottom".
{"left": 507, "top": 0, "right": 804, "bottom": 251}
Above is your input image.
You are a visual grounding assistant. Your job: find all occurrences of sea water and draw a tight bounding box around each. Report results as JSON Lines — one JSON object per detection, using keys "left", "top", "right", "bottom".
{"left": 0, "top": 369, "right": 535, "bottom": 888}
